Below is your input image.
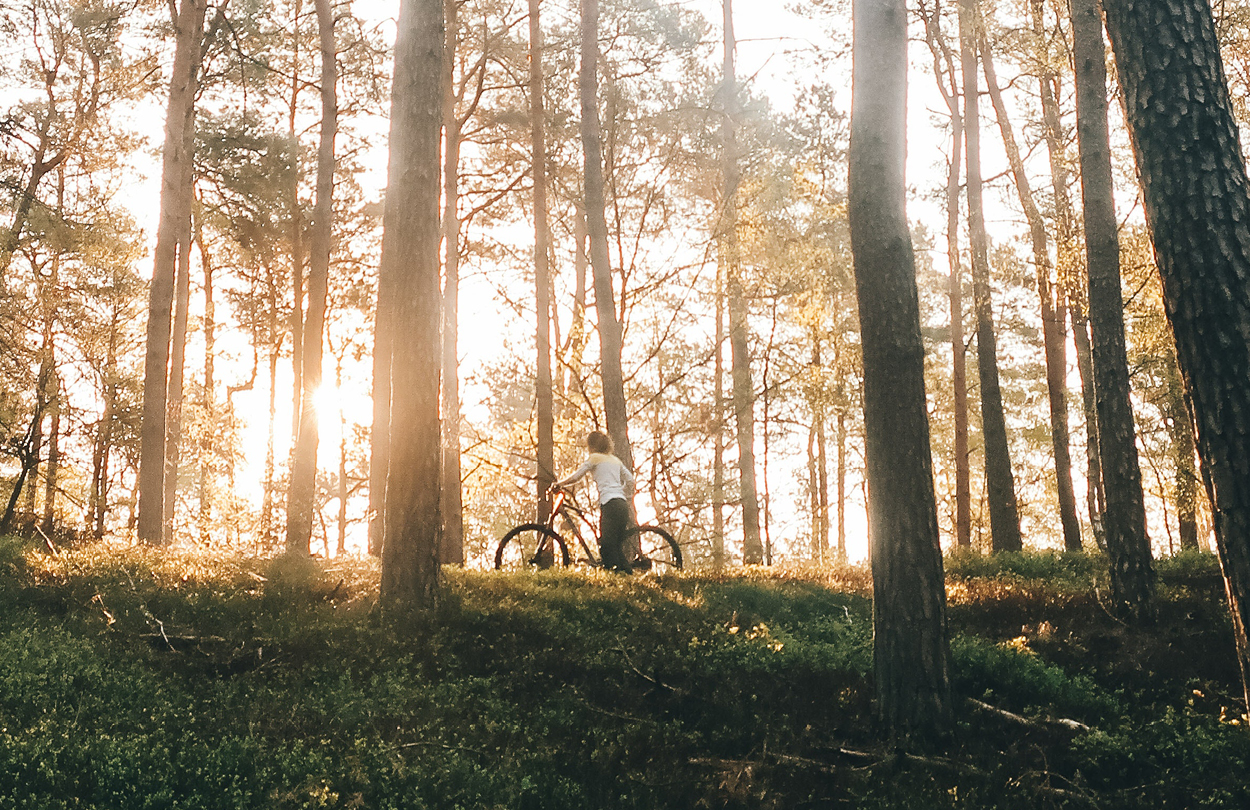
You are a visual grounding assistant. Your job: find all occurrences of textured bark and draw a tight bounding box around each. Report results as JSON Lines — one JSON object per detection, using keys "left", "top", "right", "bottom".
{"left": 162, "top": 214, "right": 192, "bottom": 543}
{"left": 1102, "top": 0, "right": 1250, "bottom": 694}
{"left": 580, "top": 0, "right": 633, "bottom": 471}
{"left": 137, "top": 0, "right": 208, "bottom": 545}
{"left": 379, "top": 0, "right": 444, "bottom": 611}
{"left": 1072, "top": 0, "right": 1155, "bottom": 621}
{"left": 958, "top": 0, "right": 1022, "bottom": 552}
{"left": 981, "top": 33, "right": 1082, "bottom": 552}
{"left": 850, "top": 0, "right": 952, "bottom": 737}
{"left": 722, "top": 0, "right": 764, "bottom": 564}
{"left": 529, "top": 0, "right": 555, "bottom": 527}
{"left": 286, "top": 0, "right": 338, "bottom": 556}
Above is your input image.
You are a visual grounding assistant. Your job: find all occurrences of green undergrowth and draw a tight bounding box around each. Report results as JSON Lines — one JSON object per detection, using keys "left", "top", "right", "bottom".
{"left": 0, "top": 538, "right": 1243, "bottom": 808}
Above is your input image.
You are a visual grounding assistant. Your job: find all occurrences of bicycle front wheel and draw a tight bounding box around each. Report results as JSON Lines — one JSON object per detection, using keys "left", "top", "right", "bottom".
{"left": 627, "top": 525, "right": 683, "bottom": 573}
{"left": 495, "top": 524, "right": 570, "bottom": 570}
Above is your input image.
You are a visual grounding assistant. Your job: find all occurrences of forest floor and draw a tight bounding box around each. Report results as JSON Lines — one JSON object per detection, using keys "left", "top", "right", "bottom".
{"left": 0, "top": 538, "right": 1243, "bottom": 809}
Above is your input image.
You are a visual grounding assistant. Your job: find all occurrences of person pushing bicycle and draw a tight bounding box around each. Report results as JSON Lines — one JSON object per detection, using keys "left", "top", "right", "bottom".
{"left": 551, "top": 431, "right": 636, "bottom": 574}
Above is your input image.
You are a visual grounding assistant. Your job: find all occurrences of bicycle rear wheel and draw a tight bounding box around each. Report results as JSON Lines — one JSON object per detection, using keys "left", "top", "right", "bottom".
{"left": 626, "top": 525, "right": 682, "bottom": 573}
{"left": 495, "top": 524, "right": 570, "bottom": 570}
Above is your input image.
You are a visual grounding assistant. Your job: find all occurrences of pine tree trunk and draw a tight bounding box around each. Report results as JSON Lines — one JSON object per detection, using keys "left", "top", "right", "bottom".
{"left": 850, "top": 0, "right": 952, "bottom": 737}
{"left": 1102, "top": 0, "right": 1250, "bottom": 691}
{"left": 958, "top": 0, "right": 1022, "bottom": 552}
{"left": 137, "top": 0, "right": 208, "bottom": 546}
{"left": 722, "top": 0, "right": 764, "bottom": 564}
{"left": 197, "top": 222, "right": 215, "bottom": 543}
{"left": 41, "top": 375, "right": 59, "bottom": 536}
{"left": 379, "top": 0, "right": 444, "bottom": 611}
{"left": 287, "top": 0, "right": 338, "bottom": 556}
{"left": 981, "top": 33, "right": 1082, "bottom": 551}
{"left": 439, "top": 0, "right": 464, "bottom": 566}
{"left": 580, "top": 0, "right": 633, "bottom": 471}
{"left": 713, "top": 259, "right": 726, "bottom": 570}
{"left": 1072, "top": 0, "right": 1155, "bottom": 621}
{"left": 163, "top": 210, "right": 192, "bottom": 544}
{"left": 529, "top": 0, "right": 555, "bottom": 529}
{"left": 1164, "top": 359, "right": 1201, "bottom": 550}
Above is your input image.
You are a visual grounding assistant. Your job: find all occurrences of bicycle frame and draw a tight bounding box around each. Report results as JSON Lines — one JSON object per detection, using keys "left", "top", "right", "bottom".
{"left": 547, "top": 488, "right": 602, "bottom": 566}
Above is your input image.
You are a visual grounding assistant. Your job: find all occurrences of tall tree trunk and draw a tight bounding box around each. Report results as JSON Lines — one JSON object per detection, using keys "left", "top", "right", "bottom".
{"left": 580, "top": 0, "right": 632, "bottom": 471}
{"left": 850, "top": 0, "right": 952, "bottom": 738}
{"left": 560, "top": 211, "right": 589, "bottom": 415}
{"left": 163, "top": 209, "right": 193, "bottom": 544}
{"left": 529, "top": 0, "right": 555, "bottom": 528}
{"left": 836, "top": 406, "right": 847, "bottom": 560}
{"left": 981, "top": 32, "right": 1082, "bottom": 551}
{"left": 1102, "top": 0, "right": 1250, "bottom": 689}
{"left": 380, "top": 0, "right": 444, "bottom": 611}
{"left": 92, "top": 285, "right": 121, "bottom": 539}
{"left": 1163, "top": 357, "right": 1201, "bottom": 550}
{"left": 959, "top": 0, "right": 1022, "bottom": 552}
{"left": 1072, "top": 0, "right": 1155, "bottom": 621}
{"left": 368, "top": 274, "right": 393, "bottom": 558}
{"left": 712, "top": 258, "right": 726, "bottom": 570}
{"left": 287, "top": 0, "right": 338, "bottom": 556}
{"left": 722, "top": 0, "right": 764, "bottom": 564}
{"left": 919, "top": 0, "right": 971, "bottom": 548}
{"left": 336, "top": 358, "right": 348, "bottom": 556}
{"left": 1031, "top": 0, "right": 1107, "bottom": 548}
{"left": 263, "top": 301, "right": 279, "bottom": 545}
{"left": 197, "top": 218, "right": 215, "bottom": 543}
{"left": 137, "top": 0, "right": 208, "bottom": 545}
{"left": 288, "top": 0, "right": 306, "bottom": 450}
{"left": 41, "top": 375, "right": 60, "bottom": 535}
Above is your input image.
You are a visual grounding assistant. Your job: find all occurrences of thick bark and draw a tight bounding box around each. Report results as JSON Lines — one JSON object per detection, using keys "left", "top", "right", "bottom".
{"left": 286, "top": 0, "right": 338, "bottom": 556}
{"left": 981, "top": 33, "right": 1082, "bottom": 551}
{"left": 850, "top": 0, "right": 952, "bottom": 737}
{"left": 1072, "top": 0, "right": 1155, "bottom": 621}
{"left": 137, "top": 0, "right": 208, "bottom": 545}
{"left": 722, "top": 0, "right": 764, "bottom": 564}
{"left": 958, "top": 0, "right": 1022, "bottom": 552}
{"left": 529, "top": 0, "right": 555, "bottom": 527}
{"left": 379, "top": 0, "right": 444, "bottom": 611}
{"left": 580, "top": 0, "right": 633, "bottom": 471}
{"left": 1102, "top": 0, "right": 1250, "bottom": 692}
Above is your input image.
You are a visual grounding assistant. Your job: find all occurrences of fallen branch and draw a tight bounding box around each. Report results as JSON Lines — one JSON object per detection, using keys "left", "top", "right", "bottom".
{"left": 966, "top": 697, "right": 1092, "bottom": 735}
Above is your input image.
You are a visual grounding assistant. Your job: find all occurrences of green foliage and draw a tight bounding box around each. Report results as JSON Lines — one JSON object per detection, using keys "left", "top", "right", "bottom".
{"left": 945, "top": 547, "right": 1104, "bottom": 585}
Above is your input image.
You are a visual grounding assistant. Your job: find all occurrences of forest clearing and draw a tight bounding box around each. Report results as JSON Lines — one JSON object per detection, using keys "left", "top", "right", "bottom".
{"left": 0, "top": 542, "right": 1243, "bottom": 809}
{"left": 8, "top": 0, "right": 1250, "bottom": 798}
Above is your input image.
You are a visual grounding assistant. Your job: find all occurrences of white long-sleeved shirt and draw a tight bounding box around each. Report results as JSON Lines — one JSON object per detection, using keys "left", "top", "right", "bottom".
{"left": 555, "top": 453, "right": 635, "bottom": 505}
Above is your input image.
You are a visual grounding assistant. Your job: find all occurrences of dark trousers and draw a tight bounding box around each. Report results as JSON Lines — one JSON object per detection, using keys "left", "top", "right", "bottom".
{"left": 599, "top": 498, "right": 632, "bottom": 573}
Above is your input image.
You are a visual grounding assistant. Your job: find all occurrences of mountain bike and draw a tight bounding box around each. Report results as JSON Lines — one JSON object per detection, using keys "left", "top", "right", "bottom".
{"left": 494, "top": 486, "right": 683, "bottom": 573}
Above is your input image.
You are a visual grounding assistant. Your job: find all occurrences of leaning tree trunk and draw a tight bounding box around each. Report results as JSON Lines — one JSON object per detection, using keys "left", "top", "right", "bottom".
{"left": 286, "top": 0, "right": 338, "bottom": 556}
{"left": 137, "top": 0, "right": 208, "bottom": 546}
{"left": 849, "top": 0, "right": 952, "bottom": 739}
{"left": 1102, "top": 0, "right": 1250, "bottom": 701}
{"left": 722, "top": 0, "right": 764, "bottom": 564}
{"left": 379, "top": 0, "right": 444, "bottom": 611}
{"left": 579, "top": 0, "right": 633, "bottom": 471}
{"left": 981, "top": 31, "right": 1082, "bottom": 552}
{"left": 958, "top": 0, "right": 1022, "bottom": 552}
{"left": 1072, "top": 0, "right": 1155, "bottom": 621}
{"left": 529, "top": 0, "right": 556, "bottom": 527}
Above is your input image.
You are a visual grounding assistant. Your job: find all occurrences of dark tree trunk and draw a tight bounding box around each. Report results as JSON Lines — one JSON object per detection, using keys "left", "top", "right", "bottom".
{"left": 529, "top": 0, "right": 555, "bottom": 527}
{"left": 1072, "top": 0, "right": 1155, "bottom": 621}
{"left": 722, "top": 0, "right": 764, "bottom": 564}
{"left": 580, "top": 0, "right": 632, "bottom": 471}
{"left": 849, "top": 0, "right": 952, "bottom": 738}
{"left": 981, "top": 32, "right": 1082, "bottom": 552}
{"left": 958, "top": 0, "right": 1022, "bottom": 552}
{"left": 379, "top": 0, "right": 444, "bottom": 611}
{"left": 287, "top": 0, "right": 338, "bottom": 556}
{"left": 137, "top": 0, "right": 207, "bottom": 545}
{"left": 1102, "top": 0, "right": 1250, "bottom": 695}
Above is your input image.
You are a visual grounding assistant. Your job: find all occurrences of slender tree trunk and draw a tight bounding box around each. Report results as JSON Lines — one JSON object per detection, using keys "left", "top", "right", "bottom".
{"left": 959, "top": 0, "right": 1022, "bottom": 552}
{"left": 1163, "top": 358, "right": 1201, "bottom": 550}
{"left": 722, "top": 0, "right": 764, "bottom": 564}
{"left": 817, "top": 403, "right": 830, "bottom": 560}
{"left": 1072, "top": 0, "right": 1155, "bottom": 620}
{"left": 197, "top": 219, "right": 215, "bottom": 542}
{"left": 560, "top": 211, "right": 589, "bottom": 415}
{"left": 850, "top": 0, "right": 952, "bottom": 738}
{"left": 137, "top": 0, "right": 208, "bottom": 545}
{"left": 163, "top": 209, "right": 193, "bottom": 544}
{"left": 981, "top": 33, "right": 1082, "bottom": 551}
{"left": 368, "top": 270, "right": 393, "bottom": 558}
{"left": 287, "top": 0, "right": 338, "bottom": 556}
{"left": 40, "top": 375, "right": 60, "bottom": 535}
{"left": 380, "top": 0, "right": 444, "bottom": 611}
{"left": 529, "top": 0, "right": 555, "bottom": 528}
{"left": 288, "top": 0, "right": 306, "bottom": 450}
{"left": 836, "top": 406, "right": 847, "bottom": 560}
{"left": 580, "top": 0, "right": 632, "bottom": 471}
{"left": 713, "top": 258, "right": 726, "bottom": 570}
